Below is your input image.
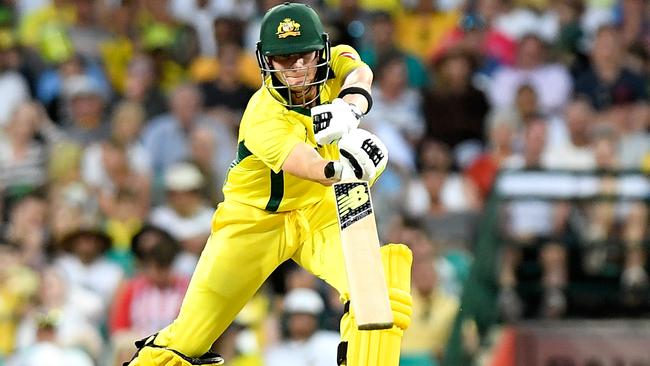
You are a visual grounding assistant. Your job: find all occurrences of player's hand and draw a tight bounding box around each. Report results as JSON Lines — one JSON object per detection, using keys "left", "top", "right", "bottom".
{"left": 311, "top": 98, "right": 362, "bottom": 146}
{"left": 338, "top": 129, "right": 388, "bottom": 183}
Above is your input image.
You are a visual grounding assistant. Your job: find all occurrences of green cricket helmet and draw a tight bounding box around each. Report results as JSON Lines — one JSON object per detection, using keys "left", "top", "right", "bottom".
{"left": 256, "top": 2, "right": 331, "bottom": 107}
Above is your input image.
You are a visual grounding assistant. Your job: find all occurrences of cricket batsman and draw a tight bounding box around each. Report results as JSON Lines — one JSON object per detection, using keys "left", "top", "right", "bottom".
{"left": 125, "top": 3, "right": 412, "bottom": 365}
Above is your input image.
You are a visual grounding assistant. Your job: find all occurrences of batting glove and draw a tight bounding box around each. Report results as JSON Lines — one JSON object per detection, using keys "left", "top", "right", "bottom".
{"left": 337, "top": 129, "right": 388, "bottom": 183}
{"left": 311, "top": 98, "right": 363, "bottom": 146}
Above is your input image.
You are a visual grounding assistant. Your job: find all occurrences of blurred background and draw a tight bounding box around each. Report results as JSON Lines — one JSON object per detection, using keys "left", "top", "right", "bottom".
{"left": 0, "top": 0, "right": 648, "bottom": 365}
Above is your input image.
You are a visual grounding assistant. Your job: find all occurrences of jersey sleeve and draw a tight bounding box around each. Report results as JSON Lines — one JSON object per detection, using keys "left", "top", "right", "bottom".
{"left": 244, "top": 113, "right": 306, "bottom": 173}
{"left": 330, "top": 45, "right": 366, "bottom": 85}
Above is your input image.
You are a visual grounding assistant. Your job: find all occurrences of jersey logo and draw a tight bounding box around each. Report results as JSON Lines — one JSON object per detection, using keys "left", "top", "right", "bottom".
{"left": 277, "top": 18, "right": 301, "bottom": 38}
{"left": 335, "top": 183, "right": 372, "bottom": 228}
{"left": 340, "top": 52, "right": 357, "bottom": 60}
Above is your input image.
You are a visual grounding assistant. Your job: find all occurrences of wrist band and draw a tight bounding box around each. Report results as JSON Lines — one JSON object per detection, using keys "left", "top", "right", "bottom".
{"left": 324, "top": 161, "right": 336, "bottom": 179}
{"left": 338, "top": 87, "right": 373, "bottom": 114}
{"left": 324, "top": 161, "right": 342, "bottom": 180}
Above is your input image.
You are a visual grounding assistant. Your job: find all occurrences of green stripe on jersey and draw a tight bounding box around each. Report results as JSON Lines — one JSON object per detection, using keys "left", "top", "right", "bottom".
{"left": 265, "top": 170, "right": 284, "bottom": 212}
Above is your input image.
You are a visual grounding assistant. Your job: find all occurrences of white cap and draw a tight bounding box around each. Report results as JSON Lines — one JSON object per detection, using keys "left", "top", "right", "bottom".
{"left": 164, "top": 162, "right": 204, "bottom": 191}
{"left": 283, "top": 288, "right": 324, "bottom": 315}
{"left": 63, "top": 75, "right": 105, "bottom": 100}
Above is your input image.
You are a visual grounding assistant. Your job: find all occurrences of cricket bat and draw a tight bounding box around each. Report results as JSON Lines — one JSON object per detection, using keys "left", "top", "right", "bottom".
{"left": 334, "top": 180, "right": 393, "bottom": 330}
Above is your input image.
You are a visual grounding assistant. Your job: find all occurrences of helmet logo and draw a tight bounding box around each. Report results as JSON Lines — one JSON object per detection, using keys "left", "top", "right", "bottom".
{"left": 276, "top": 18, "right": 301, "bottom": 38}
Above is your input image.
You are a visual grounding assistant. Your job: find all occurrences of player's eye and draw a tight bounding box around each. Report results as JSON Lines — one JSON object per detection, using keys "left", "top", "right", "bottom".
{"left": 272, "top": 55, "right": 294, "bottom": 63}
{"left": 272, "top": 52, "right": 316, "bottom": 65}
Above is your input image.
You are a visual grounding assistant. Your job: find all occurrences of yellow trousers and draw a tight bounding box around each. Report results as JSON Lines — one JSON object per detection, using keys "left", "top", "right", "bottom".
{"left": 154, "top": 193, "right": 351, "bottom": 356}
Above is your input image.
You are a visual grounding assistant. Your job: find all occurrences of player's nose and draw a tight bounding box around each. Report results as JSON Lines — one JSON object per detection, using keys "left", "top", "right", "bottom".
{"left": 293, "top": 57, "right": 305, "bottom": 67}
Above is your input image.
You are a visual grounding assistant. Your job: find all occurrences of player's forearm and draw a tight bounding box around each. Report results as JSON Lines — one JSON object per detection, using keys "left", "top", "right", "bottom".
{"left": 340, "top": 65, "right": 373, "bottom": 114}
{"left": 282, "top": 142, "right": 337, "bottom": 186}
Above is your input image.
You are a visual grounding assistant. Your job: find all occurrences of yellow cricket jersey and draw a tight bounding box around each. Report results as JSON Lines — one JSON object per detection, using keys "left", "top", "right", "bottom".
{"left": 223, "top": 45, "right": 366, "bottom": 212}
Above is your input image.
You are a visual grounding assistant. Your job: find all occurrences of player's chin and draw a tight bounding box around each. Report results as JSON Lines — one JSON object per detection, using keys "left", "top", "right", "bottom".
{"left": 287, "top": 84, "right": 311, "bottom": 93}
{"left": 284, "top": 76, "right": 308, "bottom": 86}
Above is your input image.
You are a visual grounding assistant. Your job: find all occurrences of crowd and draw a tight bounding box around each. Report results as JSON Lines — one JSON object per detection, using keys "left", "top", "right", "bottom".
{"left": 0, "top": 0, "right": 648, "bottom": 365}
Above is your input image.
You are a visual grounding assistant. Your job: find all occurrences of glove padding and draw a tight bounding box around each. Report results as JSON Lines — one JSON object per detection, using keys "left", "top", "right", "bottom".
{"left": 338, "top": 129, "right": 388, "bottom": 183}
{"left": 311, "top": 98, "right": 362, "bottom": 145}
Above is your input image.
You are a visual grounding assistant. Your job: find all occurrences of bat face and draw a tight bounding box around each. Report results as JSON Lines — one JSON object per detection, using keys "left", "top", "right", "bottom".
{"left": 335, "top": 182, "right": 372, "bottom": 229}
{"left": 334, "top": 181, "right": 394, "bottom": 330}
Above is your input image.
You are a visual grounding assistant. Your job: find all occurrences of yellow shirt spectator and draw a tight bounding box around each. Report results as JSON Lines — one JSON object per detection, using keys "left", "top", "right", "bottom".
{"left": 100, "top": 36, "right": 134, "bottom": 94}
{"left": 19, "top": 3, "right": 75, "bottom": 62}
{"left": 401, "top": 289, "right": 459, "bottom": 361}
{"left": 189, "top": 52, "right": 260, "bottom": 90}
{"left": 394, "top": 9, "right": 460, "bottom": 63}
{"left": 0, "top": 258, "right": 39, "bottom": 356}
{"left": 324, "top": 0, "right": 401, "bottom": 13}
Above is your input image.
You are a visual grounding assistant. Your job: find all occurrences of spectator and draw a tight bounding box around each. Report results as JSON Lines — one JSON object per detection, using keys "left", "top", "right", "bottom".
{"left": 198, "top": 42, "right": 256, "bottom": 130}
{"left": 393, "top": 0, "right": 461, "bottom": 63}
{"left": 242, "top": 0, "right": 284, "bottom": 52}
{"left": 574, "top": 24, "right": 648, "bottom": 112}
{"left": 502, "top": 115, "right": 548, "bottom": 169}
{"left": 98, "top": 0, "right": 138, "bottom": 95}
{"left": 325, "top": 0, "right": 371, "bottom": 50}
{"left": 54, "top": 223, "right": 124, "bottom": 309}
{"left": 170, "top": 0, "right": 219, "bottom": 57}
{"left": 578, "top": 127, "right": 648, "bottom": 305}
{"left": 1, "top": 194, "right": 49, "bottom": 270}
{"left": 130, "top": 225, "right": 177, "bottom": 269}
{"left": 0, "top": 101, "right": 64, "bottom": 215}
{"left": 36, "top": 54, "right": 110, "bottom": 122}
{"left": 488, "top": 33, "right": 573, "bottom": 116}
{"left": 614, "top": 0, "right": 650, "bottom": 49}
{"left": 401, "top": 235, "right": 459, "bottom": 366}
{"left": 0, "top": 243, "right": 39, "bottom": 357}
{"left": 424, "top": 47, "right": 489, "bottom": 151}
{"left": 498, "top": 120, "right": 570, "bottom": 321}
{"left": 358, "top": 11, "right": 429, "bottom": 88}
{"left": 575, "top": 23, "right": 650, "bottom": 170}
{"left": 405, "top": 140, "right": 481, "bottom": 250}
{"left": 59, "top": 75, "right": 111, "bottom": 146}
{"left": 47, "top": 140, "right": 100, "bottom": 248}
{"left": 66, "top": 0, "right": 111, "bottom": 61}
{"left": 18, "top": 0, "right": 75, "bottom": 64}
{"left": 12, "top": 266, "right": 104, "bottom": 363}
{"left": 9, "top": 309, "right": 95, "bottom": 366}
{"left": 465, "top": 108, "right": 518, "bottom": 201}
{"left": 407, "top": 140, "right": 481, "bottom": 218}
{"left": 111, "top": 237, "right": 186, "bottom": 334}
{"left": 149, "top": 162, "right": 214, "bottom": 276}
{"left": 122, "top": 53, "right": 168, "bottom": 121}
{"left": 110, "top": 237, "right": 189, "bottom": 366}
{"left": 365, "top": 54, "right": 424, "bottom": 173}
{"left": 513, "top": 83, "right": 539, "bottom": 125}
{"left": 432, "top": 2, "right": 518, "bottom": 76}
{"left": 82, "top": 139, "right": 150, "bottom": 221}
{"left": 137, "top": 11, "right": 187, "bottom": 93}
{"left": 264, "top": 288, "right": 340, "bottom": 366}
{"left": 188, "top": 124, "right": 226, "bottom": 205}
{"left": 490, "top": 0, "right": 558, "bottom": 43}
{"left": 551, "top": 0, "right": 588, "bottom": 77}
{"left": 103, "top": 188, "right": 145, "bottom": 277}
{"left": 82, "top": 100, "right": 152, "bottom": 182}
{"left": 542, "top": 97, "right": 597, "bottom": 170}
{"left": 141, "top": 83, "right": 223, "bottom": 195}
{"left": 0, "top": 29, "right": 30, "bottom": 127}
